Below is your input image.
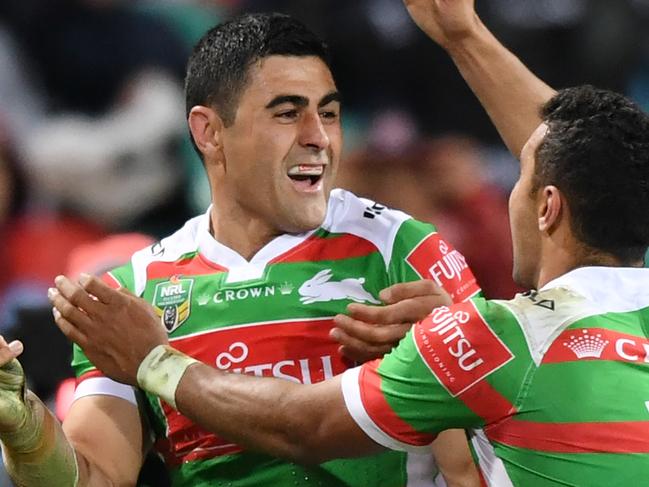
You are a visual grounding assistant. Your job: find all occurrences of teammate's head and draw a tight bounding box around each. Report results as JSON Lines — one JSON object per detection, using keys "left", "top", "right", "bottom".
{"left": 185, "top": 13, "right": 342, "bottom": 234}
{"left": 510, "top": 86, "right": 649, "bottom": 288}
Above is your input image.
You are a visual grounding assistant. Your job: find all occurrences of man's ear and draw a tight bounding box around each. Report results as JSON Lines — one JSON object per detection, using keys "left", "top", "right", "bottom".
{"left": 538, "top": 185, "right": 562, "bottom": 233}
{"left": 188, "top": 106, "right": 224, "bottom": 162}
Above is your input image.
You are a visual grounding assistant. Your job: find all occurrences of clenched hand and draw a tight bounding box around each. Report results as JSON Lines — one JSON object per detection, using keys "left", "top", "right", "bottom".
{"left": 403, "top": 0, "right": 479, "bottom": 49}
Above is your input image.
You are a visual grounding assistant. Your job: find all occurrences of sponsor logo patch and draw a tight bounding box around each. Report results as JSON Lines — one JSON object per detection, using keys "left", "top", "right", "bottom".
{"left": 152, "top": 275, "right": 194, "bottom": 332}
{"left": 543, "top": 328, "right": 649, "bottom": 364}
{"left": 406, "top": 233, "right": 480, "bottom": 302}
{"left": 298, "top": 269, "right": 380, "bottom": 305}
{"left": 413, "top": 302, "right": 514, "bottom": 396}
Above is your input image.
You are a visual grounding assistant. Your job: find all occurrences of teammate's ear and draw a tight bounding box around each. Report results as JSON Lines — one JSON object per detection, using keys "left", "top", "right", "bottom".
{"left": 188, "top": 106, "right": 224, "bottom": 162}
{"left": 538, "top": 185, "right": 562, "bottom": 233}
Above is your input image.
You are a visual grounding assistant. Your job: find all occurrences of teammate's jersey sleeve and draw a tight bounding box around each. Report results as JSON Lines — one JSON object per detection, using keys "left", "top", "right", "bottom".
{"left": 388, "top": 218, "right": 481, "bottom": 302}
{"left": 71, "top": 264, "right": 138, "bottom": 405}
{"left": 341, "top": 298, "right": 532, "bottom": 452}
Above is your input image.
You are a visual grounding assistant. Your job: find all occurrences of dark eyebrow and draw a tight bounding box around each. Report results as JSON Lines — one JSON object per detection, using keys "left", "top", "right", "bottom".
{"left": 265, "top": 95, "right": 308, "bottom": 109}
{"left": 318, "top": 91, "right": 341, "bottom": 108}
{"left": 265, "top": 91, "right": 342, "bottom": 110}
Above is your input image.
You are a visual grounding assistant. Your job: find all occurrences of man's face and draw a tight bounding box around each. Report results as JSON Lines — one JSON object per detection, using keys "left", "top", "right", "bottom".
{"left": 509, "top": 124, "right": 547, "bottom": 289}
{"left": 218, "top": 55, "right": 342, "bottom": 234}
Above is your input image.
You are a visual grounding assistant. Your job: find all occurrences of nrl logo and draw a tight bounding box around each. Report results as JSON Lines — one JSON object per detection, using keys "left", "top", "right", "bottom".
{"left": 153, "top": 275, "right": 194, "bottom": 332}
{"left": 298, "top": 269, "right": 380, "bottom": 305}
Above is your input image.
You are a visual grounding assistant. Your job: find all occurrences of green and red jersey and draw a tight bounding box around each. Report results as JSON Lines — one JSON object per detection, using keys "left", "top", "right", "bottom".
{"left": 71, "top": 189, "right": 480, "bottom": 487}
{"left": 342, "top": 266, "right": 649, "bottom": 486}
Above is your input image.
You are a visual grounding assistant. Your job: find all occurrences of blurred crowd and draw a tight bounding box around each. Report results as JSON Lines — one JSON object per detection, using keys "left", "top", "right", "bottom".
{"left": 1, "top": 0, "right": 649, "bottom": 483}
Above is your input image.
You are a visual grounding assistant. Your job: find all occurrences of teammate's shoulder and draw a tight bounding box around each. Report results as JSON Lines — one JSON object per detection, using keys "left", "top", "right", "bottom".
{"left": 493, "top": 287, "right": 595, "bottom": 364}
{"left": 322, "top": 189, "right": 413, "bottom": 265}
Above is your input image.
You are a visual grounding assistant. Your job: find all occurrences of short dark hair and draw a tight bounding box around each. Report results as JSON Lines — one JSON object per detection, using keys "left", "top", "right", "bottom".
{"left": 185, "top": 13, "right": 331, "bottom": 127}
{"left": 535, "top": 85, "right": 649, "bottom": 263}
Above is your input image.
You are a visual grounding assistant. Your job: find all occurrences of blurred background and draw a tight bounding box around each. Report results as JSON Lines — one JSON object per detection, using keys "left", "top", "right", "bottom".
{"left": 0, "top": 0, "right": 648, "bottom": 483}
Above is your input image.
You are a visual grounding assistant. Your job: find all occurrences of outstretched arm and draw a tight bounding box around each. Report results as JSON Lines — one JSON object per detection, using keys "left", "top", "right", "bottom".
{"left": 49, "top": 276, "right": 382, "bottom": 465}
{"left": 403, "top": 0, "right": 556, "bottom": 157}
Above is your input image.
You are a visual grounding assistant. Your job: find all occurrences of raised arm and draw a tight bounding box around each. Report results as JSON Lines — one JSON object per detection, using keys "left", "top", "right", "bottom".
{"left": 0, "top": 338, "right": 144, "bottom": 486}
{"left": 403, "top": 0, "right": 556, "bottom": 157}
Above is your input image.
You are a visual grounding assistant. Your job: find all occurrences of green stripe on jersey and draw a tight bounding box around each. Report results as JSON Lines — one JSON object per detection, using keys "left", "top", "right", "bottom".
{"left": 494, "top": 442, "right": 649, "bottom": 487}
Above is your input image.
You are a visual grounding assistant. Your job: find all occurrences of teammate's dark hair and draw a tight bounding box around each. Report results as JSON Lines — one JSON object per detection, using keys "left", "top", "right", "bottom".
{"left": 185, "top": 13, "right": 331, "bottom": 133}
{"left": 534, "top": 85, "right": 649, "bottom": 263}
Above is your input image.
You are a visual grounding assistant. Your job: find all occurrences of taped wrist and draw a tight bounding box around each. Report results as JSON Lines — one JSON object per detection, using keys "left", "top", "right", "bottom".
{"left": 2, "top": 392, "right": 79, "bottom": 487}
{"left": 137, "top": 345, "right": 199, "bottom": 409}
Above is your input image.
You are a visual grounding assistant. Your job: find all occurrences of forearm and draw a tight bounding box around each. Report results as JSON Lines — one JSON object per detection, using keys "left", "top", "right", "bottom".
{"left": 137, "top": 345, "right": 377, "bottom": 465}
{"left": 176, "top": 363, "right": 329, "bottom": 464}
{"left": 1, "top": 391, "right": 78, "bottom": 487}
{"left": 447, "top": 20, "right": 556, "bottom": 157}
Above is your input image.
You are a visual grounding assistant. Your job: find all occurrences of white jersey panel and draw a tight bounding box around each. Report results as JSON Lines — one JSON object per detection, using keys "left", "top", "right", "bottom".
{"left": 323, "top": 189, "right": 411, "bottom": 269}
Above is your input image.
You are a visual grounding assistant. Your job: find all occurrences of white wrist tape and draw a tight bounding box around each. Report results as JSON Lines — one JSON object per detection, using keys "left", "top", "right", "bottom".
{"left": 136, "top": 345, "right": 200, "bottom": 409}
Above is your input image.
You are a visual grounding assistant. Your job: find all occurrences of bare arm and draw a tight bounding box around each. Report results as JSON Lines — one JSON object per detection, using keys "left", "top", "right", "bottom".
{"left": 175, "top": 364, "right": 382, "bottom": 465}
{"left": 0, "top": 337, "right": 144, "bottom": 487}
{"left": 404, "top": 0, "right": 556, "bottom": 157}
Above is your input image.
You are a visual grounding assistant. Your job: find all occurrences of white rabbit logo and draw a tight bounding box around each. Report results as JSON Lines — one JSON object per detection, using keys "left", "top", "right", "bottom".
{"left": 298, "top": 269, "right": 381, "bottom": 305}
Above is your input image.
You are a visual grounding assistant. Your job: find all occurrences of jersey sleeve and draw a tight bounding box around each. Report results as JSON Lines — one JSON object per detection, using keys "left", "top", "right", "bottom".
{"left": 341, "top": 298, "right": 533, "bottom": 452}
{"left": 388, "top": 218, "right": 481, "bottom": 303}
{"left": 71, "top": 264, "right": 138, "bottom": 405}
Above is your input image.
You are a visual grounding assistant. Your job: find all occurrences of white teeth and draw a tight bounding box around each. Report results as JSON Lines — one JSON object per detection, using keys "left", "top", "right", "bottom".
{"left": 287, "top": 165, "right": 324, "bottom": 176}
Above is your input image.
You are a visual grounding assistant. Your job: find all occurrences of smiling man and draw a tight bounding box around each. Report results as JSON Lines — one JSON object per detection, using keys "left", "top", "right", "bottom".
{"left": 0, "top": 11, "right": 482, "bottom": 487}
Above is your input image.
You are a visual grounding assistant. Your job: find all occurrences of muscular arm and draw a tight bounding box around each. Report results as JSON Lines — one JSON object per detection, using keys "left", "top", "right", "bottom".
{"left": 174, "top": 363, "right": 382, "bottom": 465}
{"left": 404, "top": 0, "right": 556, "bottom": 157}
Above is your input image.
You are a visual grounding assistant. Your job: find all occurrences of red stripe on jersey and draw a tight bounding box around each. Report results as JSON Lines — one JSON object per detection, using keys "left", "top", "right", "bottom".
{"left": 487, "top": 419, "right": 649, "bottom": 453}
{"left": 270, "top": 234, "right": 378, "bottom": 264}
{"left": 76, "top": 369, "right": 105, "bottom": 385}
{"left": 405, "top": 232, "right": 480, "bottom": 303}
{"left": 543, "top": 327, "right": 649, "bottom": 365}
{"left": 146, "top": 255, "right": 227, "bottom": 281}
{"left": 457, "top": 382, "right": 516, "bottom": 425}
{"left": 359, "top": 360, "right": 437, "bottom": 446}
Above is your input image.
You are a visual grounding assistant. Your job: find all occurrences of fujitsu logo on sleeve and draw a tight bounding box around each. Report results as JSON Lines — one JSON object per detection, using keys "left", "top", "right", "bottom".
{"left": 405, "top": 233, "right": 480, "bottom": 302}
{"left": 413, "top": 302, "right": 514, "bottom": 397}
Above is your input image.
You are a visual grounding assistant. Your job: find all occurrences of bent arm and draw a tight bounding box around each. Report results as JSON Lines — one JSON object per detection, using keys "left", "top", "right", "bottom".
{"left": 174, "top": 361, "right": 382, "bottom": 465}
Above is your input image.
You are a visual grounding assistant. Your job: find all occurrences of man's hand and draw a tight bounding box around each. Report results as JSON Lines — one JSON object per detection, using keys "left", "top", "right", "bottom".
{"left": 0, "top": 337, "right": 27, "bottom": 433}
{"left": 49, "top": 274, "right": 168, "bottom": 386}
{"left": 331, "top": 280, "right": 452, "bottom": 363}
{"left": 403, "top": 0, "right": 479, "bottom": 50}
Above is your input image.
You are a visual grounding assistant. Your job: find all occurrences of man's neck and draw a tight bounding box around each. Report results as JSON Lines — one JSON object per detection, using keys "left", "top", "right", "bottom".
{"left": 535, "top": 242, "right": 643, "bottom": 289}
{"left": 208, "top": 205, "right": 281, "bottom": 261}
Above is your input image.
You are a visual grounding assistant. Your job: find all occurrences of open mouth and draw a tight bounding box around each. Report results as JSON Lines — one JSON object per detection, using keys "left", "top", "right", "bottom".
{"left": 287, "top": 164, "right": 325, "bottom": 192}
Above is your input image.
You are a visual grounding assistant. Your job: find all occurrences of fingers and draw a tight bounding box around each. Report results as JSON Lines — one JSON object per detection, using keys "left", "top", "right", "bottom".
{"left": 332, "top": 314, "right": 412, "bottom": 362}
{"left": 331, "top": 329, "right": 394, "bottom": 363}
{"left": 52, "top": 308, "right": 89, "bottom": 348}
{"left": 79, "top": 274, "right": 124, "bottom": 305}
{"left": 379, "top": 279, "right": 445, "bottom": 304}
{"left": 0, "top": 336, "right": 24, "bottom": 367}
{"left": 48, "top": 287, "right": 95, "bottom": 331}
{"left": 54, "top": 275, "right": 102, "bottom": 313}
